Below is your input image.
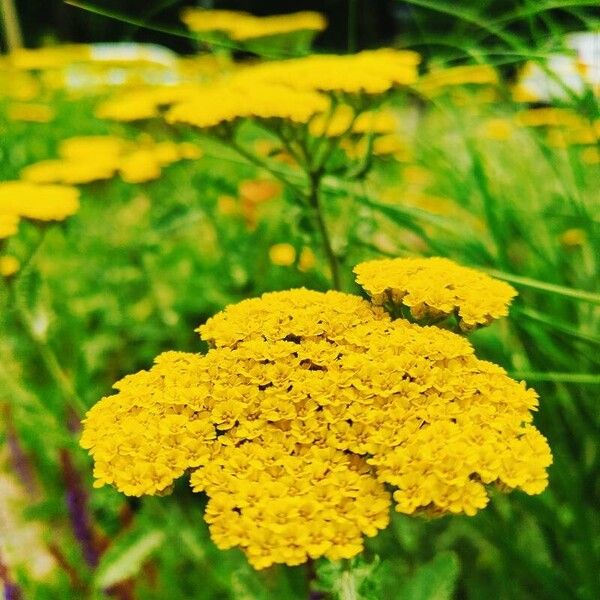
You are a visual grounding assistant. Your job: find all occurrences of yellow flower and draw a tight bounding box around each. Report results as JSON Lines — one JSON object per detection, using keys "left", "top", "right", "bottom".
{"left": 516, "top": 107, "right": 585, "bottom": 129}
{"left": 21, "top": 159, "right": 117, "bottom": 185}
{"left": 181, "top": 9, "right": 327, "bottom": 41}
{"left": 415, "top": 64, "right": 499, "bottom": 97}
{"left": 0, "top": 214, "right": 20, "bottom": 239}
{"left": 0, "top": 181, "right": 80, "bottom": 222}
{"left": 559, "top": 228, "right": 586, "bottom": 247}
{"left": 269, "top": 243, "right": 296, "bottom": 266}
{"left": 0, "top": 256, "right": 20, "bottom": 277}
{"left": 480, "top": 118, "right": 514, "bottom": 141}
{"left": 167, "top": 81, "right": 329, "bottom": 128}
{"left": 236, "top": 49, "right": 420, "bottom": 94}
{"left": 354, "top": 257, "right": 517, "bottom": 329}
{"left": 119, "top": 150, "right": 162, "bottom": 184}
{"left": 82, "top": 287, "right": 550, "bottom": 569}
{"left": 298, "top": 247, "right": 316, "bottom": 272}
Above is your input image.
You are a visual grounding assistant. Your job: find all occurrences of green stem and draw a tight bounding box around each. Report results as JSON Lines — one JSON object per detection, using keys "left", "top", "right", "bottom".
{"left": 12, "top": 291, "right": 87, "bottom": 419}
{"left": 309, "top": 173, "right": 341, "bottom": 291}
{"left": 339, "top": 560, "right": 358, "bottom": 600}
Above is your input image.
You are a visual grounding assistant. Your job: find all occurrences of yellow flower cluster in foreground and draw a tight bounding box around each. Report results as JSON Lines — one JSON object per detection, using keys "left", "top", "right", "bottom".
{"left": 20, "top": 135, "right": 202, "bottom": 185}
{"left": 82, "top": 265, "right": 551, "bottom": 569}
{"left": 354, "top": 257, "right": 517, "bottom": 329}
{"left": 181, "top": 9, "right": 326, "bottom": 41}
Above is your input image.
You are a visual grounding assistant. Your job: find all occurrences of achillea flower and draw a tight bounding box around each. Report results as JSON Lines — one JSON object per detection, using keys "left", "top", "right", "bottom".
{"left": 20, "top": 159, "right": 116, "bottom": 185}
{"left": 516, "top": 107, "right": 585, "bottom": 129}
{"left": 0, "top": 214, "right": 20, "bottom": 239}
{"left": 0, "top": 256, "right": 20, "bottom": 277}
{"left": 166, "top": 82, "right": 329, "bottom": 129}
{"left": 0, "top": 182, "right": 80, "bottom": 222}
{"left": 20, "top": 136, "right": 201, "bottom": 186}
{"left": 234, "top": 49, "right": 420, "bottom": 95}
{"left": 82, "top": 285, "right": 550, "bottom": 569}
{"left": 353, "top": 257, "right": 517, "bottom": 329}
{"left": 181, "top": 9, "right": 327, "bottom": 41}
{"left": 415, "top": 65, "right": 499, "bottom": 98}
{"left": 118, "top": 150, "right": 162, "bottom": 184}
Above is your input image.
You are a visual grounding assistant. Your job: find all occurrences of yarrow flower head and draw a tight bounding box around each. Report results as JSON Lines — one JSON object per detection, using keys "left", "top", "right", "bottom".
{"left": 354, "top": 257, "right": 517, "bottom": 330}
{"left": 82, "top": 278, "right": 550, "bottom": 570}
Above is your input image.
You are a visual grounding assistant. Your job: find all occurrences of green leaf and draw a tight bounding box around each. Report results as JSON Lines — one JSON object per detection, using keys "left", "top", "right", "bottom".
{"left": 94, "top": 529, "right": 165, "bottom": 590}
{"left": 397, "top": 552, "right": 460, "bottom": 600}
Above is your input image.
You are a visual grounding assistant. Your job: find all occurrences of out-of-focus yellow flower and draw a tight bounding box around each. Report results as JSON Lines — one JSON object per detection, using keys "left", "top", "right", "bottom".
{"left": 516, "top": 107, "right": 585, "bottom": 129}
{"left": 298, "top": 247, "right": 316, "bottom": 272}
{"left": 181, "top": 9, "right": 327, "bottom": 41}
{"left": 234, "top": 49, "right": 420, "bottom": 95}
{"left": 0, "top": 182, "right": 80, "bottom": 222}
{"left": 0, "top": 256, "right": 20, "bottom": 277}
{"left": 402, "top": 165, "right": 433, "bottom": 187}
{"left": 581, "top": 146, "right": 600, "bottom": 164}
{"left": 560, "top": 228, "right": 586, "bottom": 247}
{"left": 269, "top": 243, "right": 296, "bottom": 266}
{"left": 416, "top": 64, "right": 499, "bottom": 98}
{"left": 6, "top": 103, "right": 55, "bottom": 123}
{"left": 178, "top": 142, "right": 203, "bottom": 160}
{"left": 354, "top": 257, "right": 517, "bottom": 330}
{"left": 0, "top": 214, "right": 20, "bottom": 239}
{"left": 480, "top": 117, "right": 514, "bottom": 141}
{"left": 59, "top": 135, "right": 127, "bottom": 160}
{"left": 217, "top": 195, "right": 239, "bottom": 216}
{"left": 0, "top": 72, "right": 40, "bottom": 100}
{"left": 167, "top": 81, "right": 329, "bottom": 129}
{"left": 119, "top": 150, "right": 162, "bottom": 183}
{"left": 21, "top": 159, "right": 116, "bottom": 185}
{"left": 81, "top": 287, "right": 551, "bottom": 569}
{"left": 7, "top": 45, "right": 91, "bottom": 71}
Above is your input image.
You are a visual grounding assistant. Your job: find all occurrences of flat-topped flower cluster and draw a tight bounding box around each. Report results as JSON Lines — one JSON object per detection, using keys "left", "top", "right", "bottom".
{"left": 81, "top": 258, "right": 551, "bottom": 570}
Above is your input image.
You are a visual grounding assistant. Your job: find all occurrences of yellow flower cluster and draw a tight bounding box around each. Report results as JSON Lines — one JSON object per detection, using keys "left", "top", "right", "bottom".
{"left": 0, "top": 214, "right": 20, "bottom": 239}
{"left": 82, "top": 283, "right": 550, "bottom": 569}
{"left": 353, "top": 257, "right": 517, "bottom": 329}
{"left": 167, "top": 81, "right": 329, "bottom": 129}
{"left": 0, "top": 181, "right": 80, "bottom": 222}
{"left": 181, "top": 9, "right": 327, "bottom": 41}
{"left": 236, "top": 49, "right": 420, "bottom": 94}
{"left": 20, "top": 135, "right": 202, "bottom": 185}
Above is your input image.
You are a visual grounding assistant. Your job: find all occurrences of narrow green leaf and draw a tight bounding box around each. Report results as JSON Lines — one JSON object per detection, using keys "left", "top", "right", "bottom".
{"left": 95, "top": 529, "right": 165, "bottom": 590}
{"left": 397, "top": 552, "right": 460, "bottom": 600}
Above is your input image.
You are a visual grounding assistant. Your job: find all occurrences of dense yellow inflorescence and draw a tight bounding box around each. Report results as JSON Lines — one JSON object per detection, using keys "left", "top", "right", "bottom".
{"left": 354, "top": 257, "right": 517, "bottom": 329}
{"left": 0, "top": 214, "right": 20, "bottom": 239}
{"left": 82, "top": 283, "right": 550, "bottom": 570}
{"left": 0, "top": 181, "right": 80, "bottom": 222}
